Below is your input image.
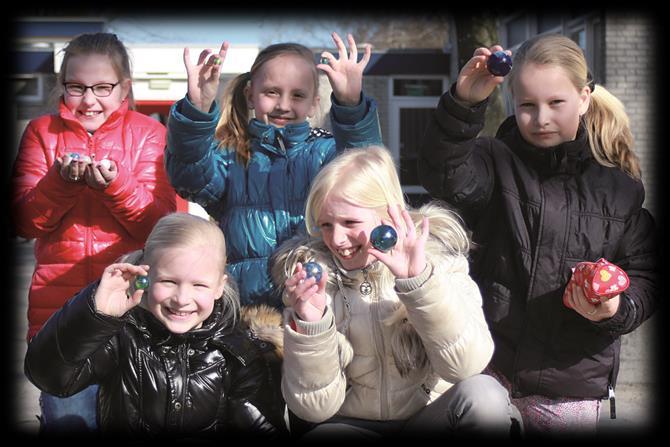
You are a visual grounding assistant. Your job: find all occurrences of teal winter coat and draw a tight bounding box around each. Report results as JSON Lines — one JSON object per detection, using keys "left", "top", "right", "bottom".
{"left": 165, "top": 94, "right": 381, "bottom": 307}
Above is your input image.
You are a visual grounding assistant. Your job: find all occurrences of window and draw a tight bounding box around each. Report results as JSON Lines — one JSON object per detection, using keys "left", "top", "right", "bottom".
{"left": 12, "top": 74, "right": 45, "bottom": 103}
{"left": 399, "top": 107, "right": 433, "bottom": 186}
{"left": 388, "top": 76, "right": 446, "bottom": 204}
{"left": 506, "top": 15, "right": 528, "bottom": 47}
{"left": 393, "top": 79, "right": 443, "bottom": 97}
{"left": 500, "top": 11, "right": 604, "bottom": 82}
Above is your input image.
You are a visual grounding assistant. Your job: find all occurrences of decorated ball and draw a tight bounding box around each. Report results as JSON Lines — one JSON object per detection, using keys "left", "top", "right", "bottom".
{"left": 370, "top": 225, "right": 398, "bottom": 252}
{"left": 133, "top": 275, "right": 150, "bottom": 290}
{"left": 487, "top": 51, "right": 513, "bottom": 77}
{"left": 303, "top": 261, "right": 323, "bottom": 283}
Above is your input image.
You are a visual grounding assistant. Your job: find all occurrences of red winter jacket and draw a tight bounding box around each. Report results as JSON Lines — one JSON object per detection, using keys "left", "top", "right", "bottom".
{"left": 11, "top": 99, "right": 176, "bottom": 340}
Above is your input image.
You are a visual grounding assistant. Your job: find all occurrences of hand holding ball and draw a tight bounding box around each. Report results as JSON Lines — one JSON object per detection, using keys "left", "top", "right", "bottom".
{"left": 370, "top": 225, "right": 398, "bottom": 252}
{"left": 487, "top": 51, "right": 513, "bottom": 77}
{"left": 303, "top": 261, "right": 323, "bottom": 282}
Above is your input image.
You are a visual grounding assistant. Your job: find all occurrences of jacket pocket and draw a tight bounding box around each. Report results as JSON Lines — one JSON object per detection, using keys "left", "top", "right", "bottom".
{"left": 481, "top": 281, "right": 525, "bottom": 343}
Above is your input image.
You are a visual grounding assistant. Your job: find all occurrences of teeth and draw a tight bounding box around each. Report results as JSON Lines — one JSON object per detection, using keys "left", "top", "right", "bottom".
{"left": 338, "top": 247, "right": 356, "bottom": 257}
{"left": 84, "top": 111, "right": 99, "bottom": 116}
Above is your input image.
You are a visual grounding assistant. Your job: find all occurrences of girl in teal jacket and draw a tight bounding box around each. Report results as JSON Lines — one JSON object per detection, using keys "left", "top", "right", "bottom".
{"left": 166, "top": 33, "right": 381, "bottom": 307}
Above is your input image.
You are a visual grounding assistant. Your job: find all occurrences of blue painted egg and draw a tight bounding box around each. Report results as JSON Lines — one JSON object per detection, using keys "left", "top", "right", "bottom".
{"left": 303, "top": 261, "right": 323, "bottom": 282}
{"left": 370, "top": 225, "right": 398, "bottom": 252}
{"left": 487, "top": 51, "right": 512, "bottom": 77}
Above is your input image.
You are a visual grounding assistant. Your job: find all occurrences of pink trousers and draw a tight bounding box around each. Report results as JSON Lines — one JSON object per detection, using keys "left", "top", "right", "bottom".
{"left": 484, "top": 367, "right": 601, "bottom": 435}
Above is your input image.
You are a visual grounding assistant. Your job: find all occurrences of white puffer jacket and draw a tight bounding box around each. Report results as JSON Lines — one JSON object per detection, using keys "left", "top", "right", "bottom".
{"left": 272, "top": 213, "right": 494, "bottom": 423}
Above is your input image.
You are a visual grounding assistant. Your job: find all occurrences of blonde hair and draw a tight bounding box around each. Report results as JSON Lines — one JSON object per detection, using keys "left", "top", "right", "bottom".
{"left": 508, "top": 34, "right": 640, "bottom": 179}
{"left": 304, "top": 146, "right": 469, "bottom": 255}
{"left": 215, "top": 43, "right": 319, "bottom": 165}
{"left": 122, "top": 212, "right": 239, "bottom": 325}
{"left": 54, "top": 32, "right": 135, "bottom": 110}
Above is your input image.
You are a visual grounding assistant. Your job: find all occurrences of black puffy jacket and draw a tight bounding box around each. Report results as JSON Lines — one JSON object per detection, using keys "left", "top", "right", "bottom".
{"left": 24, "top": 282, "right": 287, "bottom": 438}
{"left": 418, "top": 88, "right": 658, "bottom": 399}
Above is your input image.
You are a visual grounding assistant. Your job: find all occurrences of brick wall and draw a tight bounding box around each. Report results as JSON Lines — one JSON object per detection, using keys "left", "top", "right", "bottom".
{"left": 604, "top": 14, "right": 657, "bottom": 217}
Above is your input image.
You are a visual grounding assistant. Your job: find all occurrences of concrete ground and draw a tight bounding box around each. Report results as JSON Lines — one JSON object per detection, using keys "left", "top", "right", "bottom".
{"left": 8, "top": 237, "right": 660, "bottom": 438}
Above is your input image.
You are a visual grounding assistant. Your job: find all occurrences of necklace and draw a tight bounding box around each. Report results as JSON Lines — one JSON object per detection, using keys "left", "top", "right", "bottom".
{"left": 359, "top": 266, "right": 372, "bottom": 295}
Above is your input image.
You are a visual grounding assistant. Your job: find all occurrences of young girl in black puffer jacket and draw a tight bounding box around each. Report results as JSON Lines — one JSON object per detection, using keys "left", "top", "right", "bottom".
{"left": 25, "top": 212, "right": 286, "bottom": 438}
{"left": 418, "top": 34, "right": 658, "bottom": 436}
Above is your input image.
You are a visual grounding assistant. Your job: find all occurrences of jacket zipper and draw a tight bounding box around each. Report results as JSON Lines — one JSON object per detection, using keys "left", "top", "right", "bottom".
{"left": 607, "top": 384, "right": 616, "bottom": 419}
{"left": 368, "top": 287, "right": 388, "bottom": 419}
{"left": 85, "top": 134, "right": 95, "bottom": 280}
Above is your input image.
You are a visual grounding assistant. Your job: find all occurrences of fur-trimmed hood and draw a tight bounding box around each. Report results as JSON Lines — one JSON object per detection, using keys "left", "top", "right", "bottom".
{"left": 240, "top": 304, "right": 284, "bottom": 359}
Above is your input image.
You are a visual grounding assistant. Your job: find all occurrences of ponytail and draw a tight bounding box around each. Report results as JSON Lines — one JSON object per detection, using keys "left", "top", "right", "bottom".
{"left": 584, "top": 84, "right": 641, "bottom": 180}
{"left": 510, "top": 34, "right": 642, "bottom": 180}
{"left": 215, "top": 72, "right": 252, "bottom": 165}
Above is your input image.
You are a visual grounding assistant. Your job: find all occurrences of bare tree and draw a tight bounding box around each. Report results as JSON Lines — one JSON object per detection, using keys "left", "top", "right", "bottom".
{"left": 454, "top": 14, "right": 507, "bottom": 136}
{"left": 292, "top": 15, "right": 451, "bottom": 51}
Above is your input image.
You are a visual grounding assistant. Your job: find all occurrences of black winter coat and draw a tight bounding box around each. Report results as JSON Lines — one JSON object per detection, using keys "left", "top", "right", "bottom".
{"left": 24, "top": 282, "right": 287, "bottom": 438}
{"left": 418, "top": 88, "right": 658, "bottom": 399}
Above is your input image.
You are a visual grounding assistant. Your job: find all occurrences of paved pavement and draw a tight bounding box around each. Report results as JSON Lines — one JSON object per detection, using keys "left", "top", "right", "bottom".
{"left": 8, "top": 237, "right": 660, "bottom": 438}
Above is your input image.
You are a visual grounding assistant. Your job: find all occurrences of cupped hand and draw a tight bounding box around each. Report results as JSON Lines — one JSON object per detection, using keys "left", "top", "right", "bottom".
{"left": 57, "top": 153, "right": 90, "bottom": 184}
{"left": 84, "top": 157, "right": 117, "bottom": 190}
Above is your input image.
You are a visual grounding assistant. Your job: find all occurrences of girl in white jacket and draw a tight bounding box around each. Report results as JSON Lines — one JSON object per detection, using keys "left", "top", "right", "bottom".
{"left": 271, "top": 146, "right": 520, "bottom": 438}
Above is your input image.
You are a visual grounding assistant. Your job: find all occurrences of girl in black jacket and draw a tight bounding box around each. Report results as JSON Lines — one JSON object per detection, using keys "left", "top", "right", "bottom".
{"left": 418, "top": 34, "right": 658, "bottom": 435}
{"left": 24, "top": 212, "right": 286, "bottom": 438}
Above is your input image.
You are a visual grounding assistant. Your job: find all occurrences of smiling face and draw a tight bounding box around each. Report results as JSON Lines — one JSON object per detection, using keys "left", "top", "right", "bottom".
{"left": 513, "top": 62, "right": 590, "bottom": 148}
{"left": 246, "top": 54, "right": 319, "bottom": 127}
{"left": 145, "top": 245, "right": 226, "bottom": 334}
{"left": 317, "top": 193, "right": 381, "bottom": 270}
{"left": 62, "top": 54, "right": 130, "bottom": 132}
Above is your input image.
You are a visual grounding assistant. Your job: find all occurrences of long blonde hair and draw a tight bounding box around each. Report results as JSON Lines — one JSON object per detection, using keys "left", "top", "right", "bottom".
{"left": 304, "top": 146, "right": 470, "bottom": 256}
{"left": 215, "top": 43, "right": 319, "bottom": 165}
{"left": 508, "top": 34, "right": 640, "bottom": 179}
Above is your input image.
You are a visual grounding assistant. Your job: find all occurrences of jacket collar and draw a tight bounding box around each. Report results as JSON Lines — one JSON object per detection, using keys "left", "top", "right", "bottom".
{"left": 58, "top": 99, "right": 129, "bottom": 136}
{"left": 247, "top": 119, "right": 311, "bottom": 156}
{"left": 497, "top": 116, "right": 592, "bottom": 176}
{"left": 130, "top": 298, "right": 233, "bottom": 347}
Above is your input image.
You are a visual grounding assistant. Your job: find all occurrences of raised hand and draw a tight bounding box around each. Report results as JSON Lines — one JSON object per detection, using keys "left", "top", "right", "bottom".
{"left": 368, "top": 205, "right": 429, "bottom": 279}
{"left": 94, "top": 263, "right": 150, "bottom": 317}
{"left": 283, "top": 262, "right": 328, "bottom": 324}
{"left": 318, "top": 32, "right": 371, "bottom": 106}
{"left": 564, "top": 280, "right": 620, "bottom": 322}
{"left": 183, "top": 41, "right": 229, "bottom": 113}
{"left": 455, "top": 45, "right": 511, "bottom": 106}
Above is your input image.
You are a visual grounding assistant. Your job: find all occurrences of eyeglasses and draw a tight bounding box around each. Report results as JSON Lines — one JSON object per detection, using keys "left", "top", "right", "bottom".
{"left": 62, "top": 82, "right": 120, "bottom": 97}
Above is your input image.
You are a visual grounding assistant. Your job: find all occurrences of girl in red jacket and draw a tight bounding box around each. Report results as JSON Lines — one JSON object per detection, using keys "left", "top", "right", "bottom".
{"left": 11, "top": 32, "right": 176, "bottom": 434}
